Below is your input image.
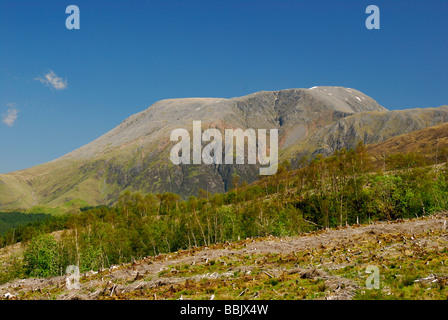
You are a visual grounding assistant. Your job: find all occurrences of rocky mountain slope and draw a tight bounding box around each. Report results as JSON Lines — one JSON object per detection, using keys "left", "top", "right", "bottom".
{"left": 0, "top": 87, "right": 447, "bottom": 209}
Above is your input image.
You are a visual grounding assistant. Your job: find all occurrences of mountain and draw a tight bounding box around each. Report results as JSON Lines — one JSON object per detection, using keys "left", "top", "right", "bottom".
{"left": 289, "top": 104, "right": 448, "bottom": 162}
{"left": 0, "top": 86, "right": 447, "bottom": 210}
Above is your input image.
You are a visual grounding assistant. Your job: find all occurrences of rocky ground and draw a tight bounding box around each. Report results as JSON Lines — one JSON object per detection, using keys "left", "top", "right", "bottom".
{"left": 1, "top": 213, "right": 447, "bottom": 300}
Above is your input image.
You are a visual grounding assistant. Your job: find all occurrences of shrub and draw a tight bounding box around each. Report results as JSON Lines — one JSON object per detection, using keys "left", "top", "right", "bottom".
{"left": 23, "top": 233, "right": 60, "bottom": 278}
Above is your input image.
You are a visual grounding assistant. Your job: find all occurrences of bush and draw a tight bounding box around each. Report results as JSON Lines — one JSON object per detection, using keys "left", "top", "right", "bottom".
{"left": 23, "top": 234, "right": 60, "bottom": 278}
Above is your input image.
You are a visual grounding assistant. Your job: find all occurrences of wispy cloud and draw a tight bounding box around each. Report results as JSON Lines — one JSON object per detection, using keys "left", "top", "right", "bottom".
{"left": 2, "top": 104, "right": 19, "bottom": 127}
{"left": 35, "top": 70, "right": 68, "bottom": 90}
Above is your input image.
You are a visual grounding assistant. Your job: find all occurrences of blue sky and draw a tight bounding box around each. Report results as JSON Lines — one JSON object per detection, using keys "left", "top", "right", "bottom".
{"left": 0, "top": 0, "right": 447, "bottom": 173}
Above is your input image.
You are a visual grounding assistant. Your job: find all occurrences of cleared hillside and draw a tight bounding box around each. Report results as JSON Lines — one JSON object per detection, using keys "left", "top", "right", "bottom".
{"left": 0, "top": 213, "right": 447, "bottom": 300}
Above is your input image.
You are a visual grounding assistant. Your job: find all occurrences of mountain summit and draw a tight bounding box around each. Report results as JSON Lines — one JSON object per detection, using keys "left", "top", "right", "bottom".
{"left": 60, "top": 87, "right": 384, "bottom": 161}
{"left": 1, "top": 87, "right": 447, "bottom": 210}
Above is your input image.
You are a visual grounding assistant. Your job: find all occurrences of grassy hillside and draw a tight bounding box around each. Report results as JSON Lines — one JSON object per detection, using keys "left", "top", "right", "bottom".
{"left": 367, "top": 122, "right": 448, "bottom": 168}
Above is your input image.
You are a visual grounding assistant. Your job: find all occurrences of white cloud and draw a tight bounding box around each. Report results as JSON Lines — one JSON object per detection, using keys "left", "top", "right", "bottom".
{"left": 35, "top": 70, "right": 68, "bottom": 90}
{"left": 2, "top": 104, "right": 19, "bottom": 127}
